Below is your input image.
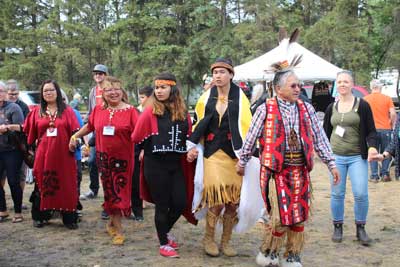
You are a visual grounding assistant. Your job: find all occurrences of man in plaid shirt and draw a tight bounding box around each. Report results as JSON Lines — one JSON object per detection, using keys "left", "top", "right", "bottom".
{"left": 236, "top": 67, "right": 339, "bottom": 267}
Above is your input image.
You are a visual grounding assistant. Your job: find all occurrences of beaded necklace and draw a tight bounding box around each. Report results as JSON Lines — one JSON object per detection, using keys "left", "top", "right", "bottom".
{"left": 46, "top": 107, "right": 58, "bottom": 132}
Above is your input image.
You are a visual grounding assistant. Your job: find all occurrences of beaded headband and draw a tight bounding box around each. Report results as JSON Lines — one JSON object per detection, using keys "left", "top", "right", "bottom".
{"left": 210, "top": 62, "right": 234, "bottom": 75}
{"left": 155, "top": 80, "right": 176, "bottom": 86}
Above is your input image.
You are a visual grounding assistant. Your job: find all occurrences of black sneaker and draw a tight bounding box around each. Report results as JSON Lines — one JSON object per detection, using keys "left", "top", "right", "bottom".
{"left": 285, "top": 252, "right": 301, "bottom": 264}
{"left": 65, "top": 223, "right": 79, "bottom": 230}
{"left": 101, "top": 210, "right": 109, "bottom": 220}
{"left": 33, "top": 220, "right": 44, "bottom": 228}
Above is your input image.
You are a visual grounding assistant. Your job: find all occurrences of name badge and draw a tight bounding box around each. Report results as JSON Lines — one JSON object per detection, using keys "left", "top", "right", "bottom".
{"left": 46, "top": 128, "right": 58, "bottom": 137}
{"left": 103, "top": 126, "right": 115, "bottom": 136}
{"left": 335, "top": 125, "right": 345, "bottom": 137}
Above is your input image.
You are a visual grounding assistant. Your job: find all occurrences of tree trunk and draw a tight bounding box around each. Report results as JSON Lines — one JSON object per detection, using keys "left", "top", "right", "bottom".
{"left": 221, "top": 0, "right": 227, "bottom": 28}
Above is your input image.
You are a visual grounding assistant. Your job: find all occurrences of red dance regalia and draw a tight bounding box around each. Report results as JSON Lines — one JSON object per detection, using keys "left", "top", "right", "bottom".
{"left": 88, "top": 105, "right": 139, "bottom": 216}
{"left": 24, "top": 106, "right": 80, "bottom": 212}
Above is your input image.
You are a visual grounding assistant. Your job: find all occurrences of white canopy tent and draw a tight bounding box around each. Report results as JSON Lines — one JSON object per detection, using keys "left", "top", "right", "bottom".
{"left": 233, "top": 41, "right": 342, "bottom": 82}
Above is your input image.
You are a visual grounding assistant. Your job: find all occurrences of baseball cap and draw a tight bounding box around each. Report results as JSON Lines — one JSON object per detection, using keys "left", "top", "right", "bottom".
{"left": 92, "top": 64, "right": 108, "bottom": 74}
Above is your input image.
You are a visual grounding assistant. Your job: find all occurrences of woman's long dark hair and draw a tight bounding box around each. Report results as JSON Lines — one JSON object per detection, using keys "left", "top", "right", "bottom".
{"left": 39, "top": 79, "right": 66, "bottom": 117}
{"left": 152, "top": 72, "right": 187, "bottom": 121}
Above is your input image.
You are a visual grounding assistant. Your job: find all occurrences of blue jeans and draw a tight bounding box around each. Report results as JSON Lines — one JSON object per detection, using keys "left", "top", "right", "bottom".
{"left": 369, "top": 129, "right": 392, "bottom": 179}
{"left": 0, "top": 150, "right": 23, "bottom": 213}
{"left": 88, "top": 146, "right": 99, "bottom": 195}
{"left": 330, "top": 154, "right": 369, "bottom": 224}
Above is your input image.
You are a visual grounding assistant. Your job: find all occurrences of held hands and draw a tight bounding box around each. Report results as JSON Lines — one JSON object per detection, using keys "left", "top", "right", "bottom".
{"left": 370, "top": 151, "right": 389, "bottom": 162}
{"left": 235, "top": 162, "right": 245, "bottom": 176}
{"left": 0, "top": 124, "right": 8, "bottom": 134}
{"left": 331, "top": 168, "right": 340, "bottom": 185}
{"left": 139, "top": 149, "right": 144, "bottom": 162}
{"left": 367, "top": 147, "right": 379, "bottom": 162}
{"left": 82, "top": 145, "right": 90, "bottom": 157}
{"left": 68, "top": 135, "right": 78, "bottom": 152}
{"left": 187, "top": 147, "right": 199, "bottom": 162}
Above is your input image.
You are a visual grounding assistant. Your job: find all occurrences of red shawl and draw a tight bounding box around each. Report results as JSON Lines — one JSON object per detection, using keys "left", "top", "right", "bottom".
{"left": 131, "top": 107, "right": 197, "bottom": 225}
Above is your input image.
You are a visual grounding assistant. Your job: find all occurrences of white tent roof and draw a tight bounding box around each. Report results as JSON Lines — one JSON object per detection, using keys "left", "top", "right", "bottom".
{"left": 234, "top": 41, "right": 342, "bottom": 82}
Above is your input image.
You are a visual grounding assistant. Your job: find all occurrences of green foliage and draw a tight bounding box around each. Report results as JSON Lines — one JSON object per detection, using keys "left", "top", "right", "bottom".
{"left": 0, "top": 0, "right": 399, "bottom": 99}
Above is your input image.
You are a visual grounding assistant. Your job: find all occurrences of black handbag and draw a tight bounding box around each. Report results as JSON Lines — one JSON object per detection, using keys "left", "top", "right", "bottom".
{"left": 8, "top": 131, "right": 35, "bottom": 168}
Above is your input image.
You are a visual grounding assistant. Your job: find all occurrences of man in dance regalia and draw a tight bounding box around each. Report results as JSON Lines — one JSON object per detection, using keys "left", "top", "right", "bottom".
{"left": 236, "top": 58, "right": 340, "bottom": 267}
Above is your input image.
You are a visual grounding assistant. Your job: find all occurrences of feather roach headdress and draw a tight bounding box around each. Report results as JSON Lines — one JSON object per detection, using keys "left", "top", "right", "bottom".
{"left": 265, "top": 28, "right": 303, "bottom": 74}
{"left": 268, "top": 54, "right": 303, "bottom": 74}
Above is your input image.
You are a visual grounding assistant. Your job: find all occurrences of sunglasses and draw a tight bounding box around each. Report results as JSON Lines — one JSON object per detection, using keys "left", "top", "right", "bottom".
{"left": 94, "top": 72, "right": 105, "bottom": 76}
{"left": 290, "top": 83, "right": 301, "bottom": 89}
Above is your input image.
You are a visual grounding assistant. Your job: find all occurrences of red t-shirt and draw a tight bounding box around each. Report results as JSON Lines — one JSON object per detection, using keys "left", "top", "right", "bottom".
{"left": 95, "top": 86, "right": 103, "bottom": 106}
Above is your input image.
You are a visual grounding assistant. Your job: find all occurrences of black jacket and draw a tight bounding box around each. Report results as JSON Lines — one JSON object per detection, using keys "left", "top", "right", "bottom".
{"left": 323, "top": 98, "right": 377, "bottom": 160}
{"left": 16, "top": 99, "right": 30, "bottom": 119}
{"left": 189, "top": 83, "right": 244, "bottom": 159}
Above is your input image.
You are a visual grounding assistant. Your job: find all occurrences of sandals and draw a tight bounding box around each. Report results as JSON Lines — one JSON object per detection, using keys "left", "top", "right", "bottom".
{"left": 12, "top": 216, "right": 23, "bottom": 223}
{"left": 106, "top": 224, "right": 117, "bottom": 237}
{"left": 112, "top": 234, "right": 125, "bottom": 245}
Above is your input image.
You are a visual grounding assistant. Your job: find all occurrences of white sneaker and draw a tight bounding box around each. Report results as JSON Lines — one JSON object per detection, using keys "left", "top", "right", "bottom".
{"left": 79, "top": 191, "right": 97, "bottom": 200}
{"left": 256, "top": 251, "right": 280, "bottom": 267}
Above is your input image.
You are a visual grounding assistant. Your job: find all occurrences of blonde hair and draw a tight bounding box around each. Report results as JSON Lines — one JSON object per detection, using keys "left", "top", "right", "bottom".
{"left": 101, "top": 76, "right": 128, "bottom": 108}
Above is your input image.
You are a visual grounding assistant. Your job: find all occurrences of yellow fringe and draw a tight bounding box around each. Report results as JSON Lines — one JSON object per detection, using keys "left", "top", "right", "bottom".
{"left": 201, "top": 184, "right": 241, "bottom": 208}
{"left": 265, "top": 175, "right": 286, "bottom": 252}
{"left": 284, "top": 227, "right": 305, "bottom": 256}
{"left": 268, "top": 178, "right": 282, "bottom": 229}
{"left": 260, "top": 222, "right": 273, "bottom": 253}
{"left": 262, "top": 175, "right": 307, "bottom": 255}
{"left": 262, "top": 228, "right": 285, "bottom": 252}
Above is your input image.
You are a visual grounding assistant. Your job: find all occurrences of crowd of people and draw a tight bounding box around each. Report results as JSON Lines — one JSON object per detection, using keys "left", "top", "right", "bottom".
{"left": 0, "top": 58, "right": 398, "bottom": 267}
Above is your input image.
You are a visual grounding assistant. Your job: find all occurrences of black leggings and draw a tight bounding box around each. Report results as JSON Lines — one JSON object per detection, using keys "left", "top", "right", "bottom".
{"left": 0, "top": 150, "right": 23, "bottom": 213}
{"left": 144, "top": 155, "right": 187, "bottom": 246}
{"left": 131, "top": 154, "right": 143, "bottom": 217}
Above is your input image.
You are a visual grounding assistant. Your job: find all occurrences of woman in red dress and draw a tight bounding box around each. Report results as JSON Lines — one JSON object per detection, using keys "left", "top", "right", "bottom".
{"left": 24, "top": 80, "right": 80, "bottom": 229}
{"left": 70, "top": 76, "right": 139, "bottom": 245}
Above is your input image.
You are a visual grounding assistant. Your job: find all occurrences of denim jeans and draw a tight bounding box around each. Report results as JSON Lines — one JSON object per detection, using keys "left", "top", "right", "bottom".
{"left": 88, "top": 146, "right": 99, "bottom": 195}
{"left": 0, "top": 150, "right": 23, "bottom": 213}
{"left": 330, "top": 154, "right": 369, "bottom": 224}
{"left": 369, "top": 129, "right": 392, "bottom": 179}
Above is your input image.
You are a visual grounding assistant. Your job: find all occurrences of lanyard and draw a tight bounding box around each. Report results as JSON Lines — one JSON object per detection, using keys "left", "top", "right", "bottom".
{"left": 46, "top": 108, "right": 57, "bottom": 128}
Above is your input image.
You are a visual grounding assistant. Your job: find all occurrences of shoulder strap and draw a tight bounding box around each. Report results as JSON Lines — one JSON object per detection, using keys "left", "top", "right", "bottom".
{"left": 354, "top": 97, "right": 360, "bottom": 112}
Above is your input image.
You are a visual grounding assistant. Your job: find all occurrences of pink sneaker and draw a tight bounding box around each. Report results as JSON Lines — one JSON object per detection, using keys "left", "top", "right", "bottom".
{"left": 168, "top": 239, "right": 179, "bottom": 250}
{"left": 167, "top": 233, "right": 179, "bottom": 250}
{"left": 159, "top": 245, "right": 179, "bottom": 258}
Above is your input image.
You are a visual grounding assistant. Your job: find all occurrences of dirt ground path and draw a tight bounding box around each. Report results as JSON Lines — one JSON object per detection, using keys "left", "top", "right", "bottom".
{"left": 1, "top": 160, "right": 399, "bottom": 267}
